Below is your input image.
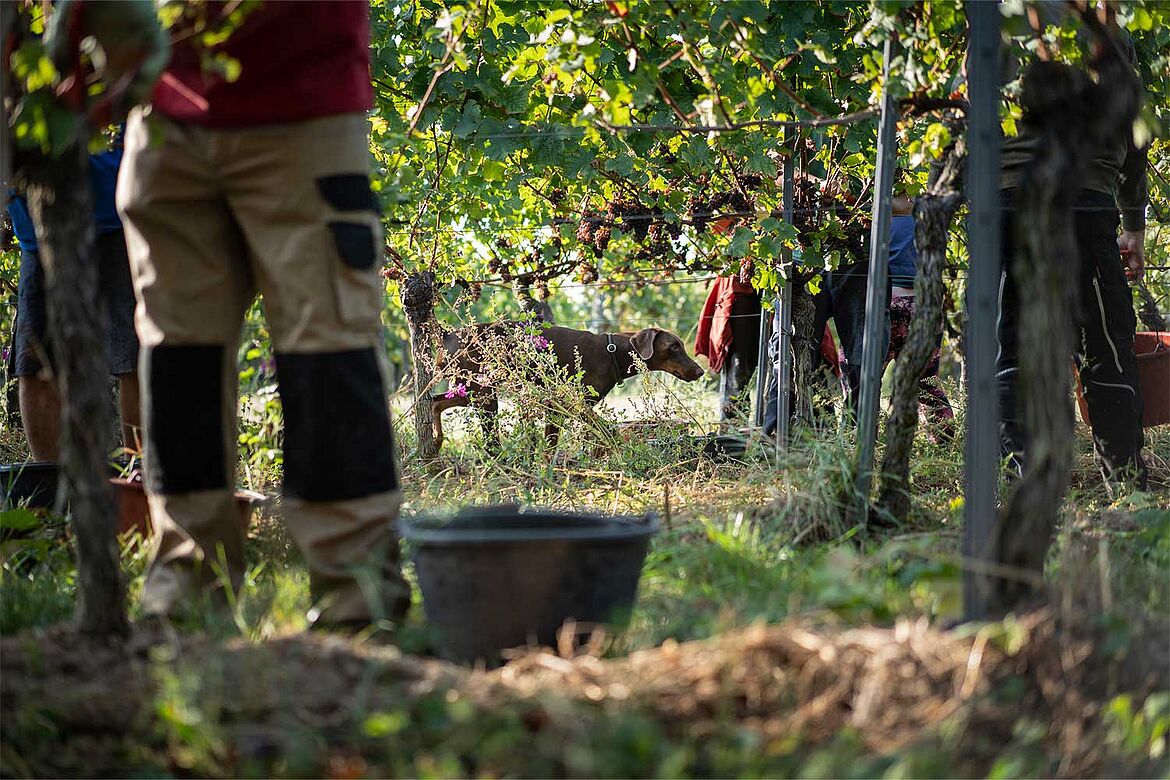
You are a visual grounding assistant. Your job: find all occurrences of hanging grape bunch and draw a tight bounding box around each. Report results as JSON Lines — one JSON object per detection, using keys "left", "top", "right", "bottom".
{"left": 487, "top": 237, "right": 512, "bottom": 281}
{"left": 801, "top": 178, "right": 868, "bottom": 263}
{"left": 739, "top": 256, "right": 753, "bottom": 284}
{"left": 641, "top": 222, "right": 676, "bottom": 263}
{"left": 607, "top": 196, "right": 654, "bottom": 243}
{"left": 687, "top": 191, "right": 723, "bottom": 233}
{"left": 575, "top": 211, "right": 611, "bottom": 257}
{"left": 688, "top": 188, "right": 751, "bottom": 234}
{"left": 738, "top": 173, "right": 764, "bottom": 191}
{"left": 790, "top": 178, "right": 822, "bottom": 238}
{"left": 725, "top": 190, "right": 752, "bottom": 223}
{"left": 577, "top": 261, "right": 599, "bottom": 284}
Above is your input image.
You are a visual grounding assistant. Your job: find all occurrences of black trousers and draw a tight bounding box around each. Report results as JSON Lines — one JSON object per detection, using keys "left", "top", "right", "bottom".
{"left": 831, "top": 260, "right": 890, "bottom": 414}
{"left": 763, "top": 282, "right": 832, "bottom": 437}
{"left": 719, "top": 292, "right": 761, "bottom": 424}
{"left": 996, "top": 188, "right": 1147, "bottom": 487}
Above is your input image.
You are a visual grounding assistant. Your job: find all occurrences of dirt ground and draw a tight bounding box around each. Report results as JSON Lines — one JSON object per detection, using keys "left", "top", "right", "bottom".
{"left": 2, "top": 608, "right": 1166, "bottom": 778}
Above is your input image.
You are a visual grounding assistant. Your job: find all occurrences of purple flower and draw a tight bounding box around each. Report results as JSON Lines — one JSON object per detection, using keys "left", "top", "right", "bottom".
{"left": 530, "top": 335, "right": 551, "bottom": 349}
{"left": 0, "top": 346, "right": 8, "bottom": 362}
{"left": 445, "top": 382, "right": 468, "bottom": 399}
{"left": 259, "top": 357, "right": 275, "bottom": 376}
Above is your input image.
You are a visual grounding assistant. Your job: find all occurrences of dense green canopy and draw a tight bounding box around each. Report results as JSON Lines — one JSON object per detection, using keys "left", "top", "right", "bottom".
{"left": 367, "top": 0, "right": 1167, "bottom": 301}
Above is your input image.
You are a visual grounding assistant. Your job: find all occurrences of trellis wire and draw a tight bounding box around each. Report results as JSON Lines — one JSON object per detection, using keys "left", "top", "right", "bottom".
{"left": 594, "top": 110, "right": 881, "bottom": 134}
{"left": 380, "top": 205, "right": 889, "bottom": 238}
{"left": 376, "top": 107, "right": 882, "bottom": 144}
{"left": 443, "top": 263, "right": 980, "bottom": 294}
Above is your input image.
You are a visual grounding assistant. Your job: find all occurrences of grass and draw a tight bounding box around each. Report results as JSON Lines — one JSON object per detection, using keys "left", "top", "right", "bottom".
{"left": 1, "top": 374, "right": 1167, "bottom": 777}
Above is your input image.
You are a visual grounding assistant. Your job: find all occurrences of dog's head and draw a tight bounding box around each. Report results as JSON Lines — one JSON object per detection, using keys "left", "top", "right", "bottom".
{"left": 630, "top": 328, "right": 705, "bottom": 381}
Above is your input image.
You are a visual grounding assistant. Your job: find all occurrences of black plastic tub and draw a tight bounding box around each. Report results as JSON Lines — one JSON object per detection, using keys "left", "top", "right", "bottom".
{"left": 400, "top": 505, "right": 658, "bottom": 664}
{"left": 1, "top": 461, "right": 59, "bottom": 510}
{"left": 694, "top": 433, "right": 750, "bottom": 462}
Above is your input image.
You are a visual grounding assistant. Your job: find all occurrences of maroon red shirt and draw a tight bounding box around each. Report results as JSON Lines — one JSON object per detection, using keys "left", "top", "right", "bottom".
{"left": 151, "top": 0, "right": 373, "bottom": 127}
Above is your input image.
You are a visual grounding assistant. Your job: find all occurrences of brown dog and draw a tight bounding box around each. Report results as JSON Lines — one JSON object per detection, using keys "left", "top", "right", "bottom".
{"left": 430, "top": 323, "right": 704, "bottom": 450}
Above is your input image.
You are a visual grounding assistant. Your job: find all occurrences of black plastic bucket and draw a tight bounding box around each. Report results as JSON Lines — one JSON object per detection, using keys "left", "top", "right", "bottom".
{"left": 1, "top": 461, "right": 59, "bottom": 511}
{"left": 400, "top": 505, "right": 658, "bottom": 664}
{"left": 694, "top": 433, "right": 750, "bottom": 462}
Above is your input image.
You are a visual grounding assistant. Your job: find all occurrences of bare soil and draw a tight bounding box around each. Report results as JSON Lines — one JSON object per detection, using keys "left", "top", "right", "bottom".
{"left": 2, "top": 609, "right": 1165, "bottom": 778}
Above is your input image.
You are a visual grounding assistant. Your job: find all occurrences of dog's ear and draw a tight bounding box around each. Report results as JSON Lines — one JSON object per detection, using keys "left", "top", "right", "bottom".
{"left": 631, "top": 328, "right": 659, "bottom": 361}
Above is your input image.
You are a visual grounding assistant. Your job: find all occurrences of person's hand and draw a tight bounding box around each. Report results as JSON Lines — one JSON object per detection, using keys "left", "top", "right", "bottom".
{"left": 1118, "top": 230, "right": 1145, "bottom": 281}
{"left": 46, "top": 1, "right": 169, "bottom": 119}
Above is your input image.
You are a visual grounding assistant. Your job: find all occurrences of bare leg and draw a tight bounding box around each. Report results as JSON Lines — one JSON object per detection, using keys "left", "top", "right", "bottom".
{"left": 118, "top": 373, "right": 142, "bottom": 455}
{"left": 18, "top": 376, "right": 61, "bottom": 462}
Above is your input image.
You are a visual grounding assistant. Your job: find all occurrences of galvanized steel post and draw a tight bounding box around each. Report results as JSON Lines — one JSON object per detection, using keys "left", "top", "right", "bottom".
{"left": 753, "top": 286, "right": 773, "bottom": 429}
{"left": 853, "top": 37, "right": 898, "bottom": 524}
{"left": 775, "top": 157, "right": 796, "bottom": 455}
{"left": 753, "top": 324, "right": 773, "bottom": 428}
{"left": 963, "top": 0, "right": 1002, "bottom": 621}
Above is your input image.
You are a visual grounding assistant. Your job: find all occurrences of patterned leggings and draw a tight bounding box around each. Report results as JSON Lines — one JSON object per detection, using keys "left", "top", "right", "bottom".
{"left": 886, "top": 295, "right": 955, "bottom": 426}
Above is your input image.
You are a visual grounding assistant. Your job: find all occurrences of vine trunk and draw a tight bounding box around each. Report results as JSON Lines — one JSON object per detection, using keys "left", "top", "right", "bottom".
{"left": 991, "top": 26, "right": 1141, "bottom": 612}
{"left": 403, "top": 271, "right": 441, "bottom": 461}
{"left": 24, "top": 133, "right": 128, "bottom": 636}
{"left": 877, "top": 134, "right": 965, "bottom": 520}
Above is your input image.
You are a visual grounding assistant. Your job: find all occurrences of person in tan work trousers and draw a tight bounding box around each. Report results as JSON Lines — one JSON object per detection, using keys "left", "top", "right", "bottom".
{"left": 54, "top": 0, "right": 410, "bottom": 629}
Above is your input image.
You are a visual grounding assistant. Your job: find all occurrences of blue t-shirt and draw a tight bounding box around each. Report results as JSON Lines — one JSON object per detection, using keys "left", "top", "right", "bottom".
{"left": 887, "top": 214, "right": 917, "bottom": 289}
{"left": 6, "top": 193, "right": 37, "bottom": 251}
{"left": 6, "top": 148, "right": 124, "bottom": 252}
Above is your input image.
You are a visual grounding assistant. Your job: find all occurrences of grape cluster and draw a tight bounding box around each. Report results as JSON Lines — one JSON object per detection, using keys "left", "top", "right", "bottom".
{"left": 608, "top": 197, "right": 655, "bottom": 242}
{"left": 738, "top": 256, "right": 753, "bottom": 283}
{"left": 575, "top": 212, "right": 611, "bottom": 257}
{"left": 791, "top": 179, "right": 868, "bottom": 262}
{"left": 630, "top": 221, "right": 680, "bottom": 264}
{"left": 487, "top": 254, "right": 513, "bottom": 282}
{"left": 688, "top": 190, "right": 753, "bottom": 233}
{"left": 577, "top": 262, "right": 599, "bottom": 284}
{"left": 574, "top": 194, "right": 668, "bottom": 256}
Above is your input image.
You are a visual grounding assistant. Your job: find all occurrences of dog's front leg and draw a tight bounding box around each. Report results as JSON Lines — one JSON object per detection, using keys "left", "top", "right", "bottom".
{"left": 473, "top": 390, "right": 500, "bottom": 454}
{"left": 543, "top": 410, "right": 564, "bottom": 451}
{"left": 429, "top": 395, "right": 446, "bottom": 452}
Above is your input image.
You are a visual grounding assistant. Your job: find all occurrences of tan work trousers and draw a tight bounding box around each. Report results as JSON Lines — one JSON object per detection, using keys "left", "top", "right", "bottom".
{"left": 118, "top": 107, "right": 408, "bottom": 626}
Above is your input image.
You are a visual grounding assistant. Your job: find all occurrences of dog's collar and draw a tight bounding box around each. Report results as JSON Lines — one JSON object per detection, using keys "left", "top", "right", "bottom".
{"left": 606, "top": 334, "right": 628, "bottom": 388}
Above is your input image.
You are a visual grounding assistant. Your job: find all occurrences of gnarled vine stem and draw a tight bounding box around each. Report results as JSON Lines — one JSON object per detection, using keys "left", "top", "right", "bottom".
{"left": 877, "top": 123, "right": 966, "bottom": 521}
{"left": 990, "top": 7, "right": 1142, "bottom": 612}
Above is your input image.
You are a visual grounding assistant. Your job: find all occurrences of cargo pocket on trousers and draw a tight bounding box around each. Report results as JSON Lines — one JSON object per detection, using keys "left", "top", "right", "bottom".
{"left": 327, "top": 220, "right": 381, "bottom": 326}
{"left": 316, "top": 174, "right": 380, "bottom": 215}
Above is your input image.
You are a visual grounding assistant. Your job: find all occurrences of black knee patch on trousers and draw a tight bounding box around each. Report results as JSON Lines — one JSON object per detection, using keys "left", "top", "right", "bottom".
{"left": 276, "top": 348, "right": 398, "bottom": 501}
{"left": 328, "top": 222, "right": 376, "bottom": 269}
{"left": 146, "top": 344, "right": 227, "bottom": 494}
{"left": 316, "top": 174, "right": 379, "bottom": 214}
